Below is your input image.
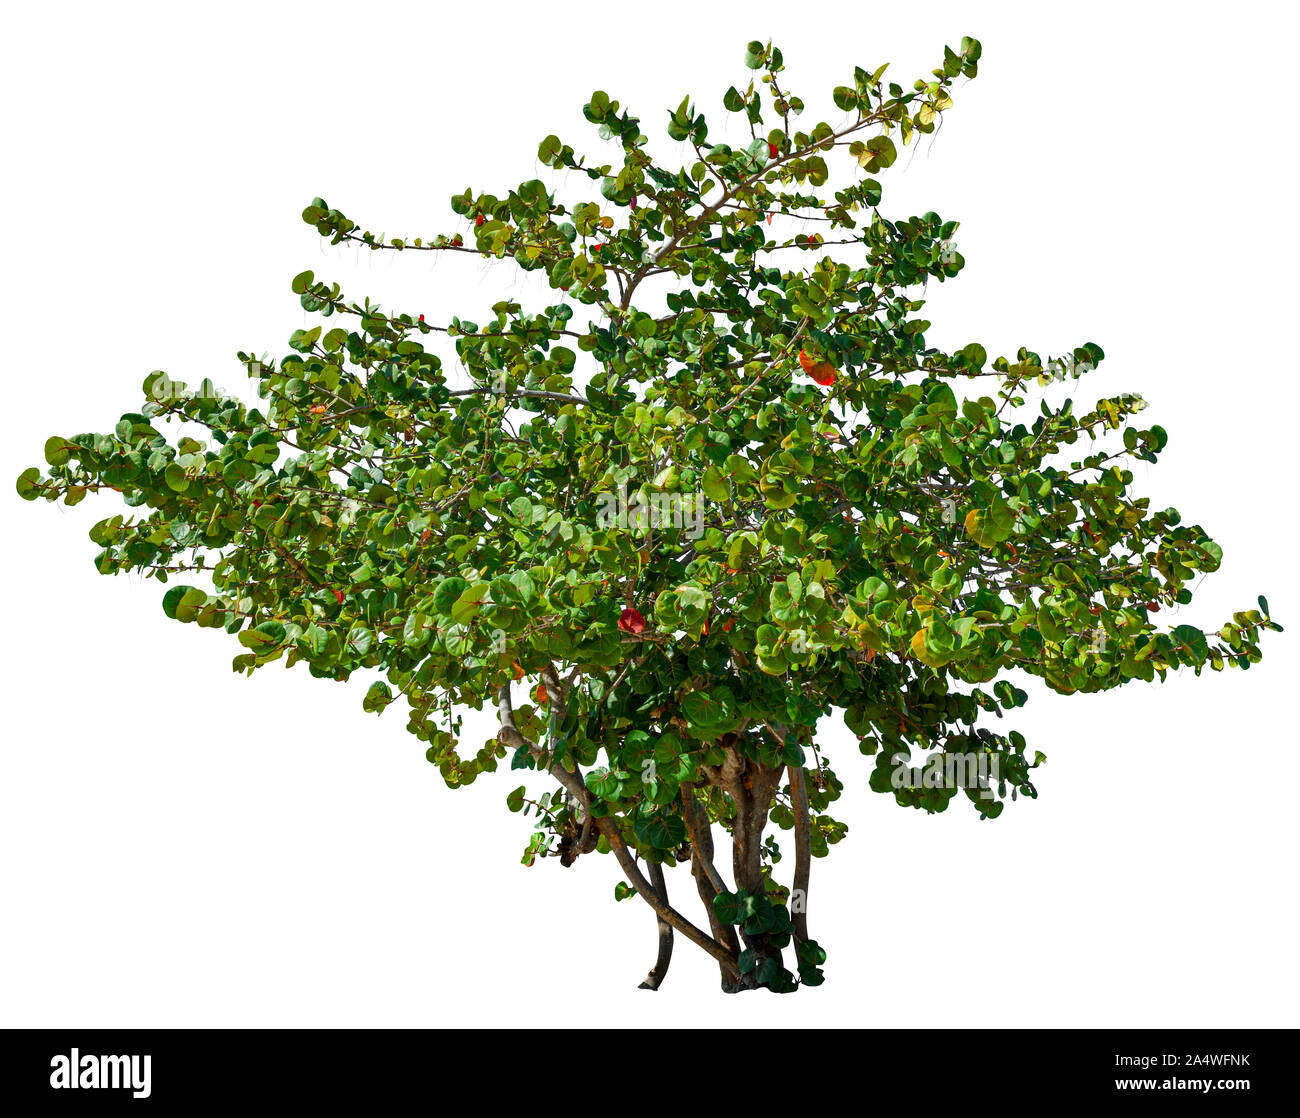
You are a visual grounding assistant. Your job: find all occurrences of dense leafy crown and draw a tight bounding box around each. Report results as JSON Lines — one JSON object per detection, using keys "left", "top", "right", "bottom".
{"left": 19, "top": 37, "right": 1278, "bottom": 992}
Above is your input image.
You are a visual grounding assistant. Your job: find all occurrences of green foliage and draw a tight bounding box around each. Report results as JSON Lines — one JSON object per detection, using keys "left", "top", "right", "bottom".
{"left": 18, "top": 35, "right": 1278, "bottom": 993}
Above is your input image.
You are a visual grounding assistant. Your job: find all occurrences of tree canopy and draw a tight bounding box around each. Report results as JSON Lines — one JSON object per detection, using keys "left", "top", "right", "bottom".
{"left": 18, "top": 36, "right": 1280, "bottom": 993}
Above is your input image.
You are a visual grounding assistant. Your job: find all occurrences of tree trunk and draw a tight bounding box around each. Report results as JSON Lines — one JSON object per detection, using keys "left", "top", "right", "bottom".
{"left": 787, "top": 763, "right": 812, "bottom": 944}
{"left": 637, "top": 862, "right": 674, "bottom": 990}
{"left": 701, "top": 747, "right": 786, "bottom": 984}
{"left": 682, "top": 786, "right": 742, "bottom": 992}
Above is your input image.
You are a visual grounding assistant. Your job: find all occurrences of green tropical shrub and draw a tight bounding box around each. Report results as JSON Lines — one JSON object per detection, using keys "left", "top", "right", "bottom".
{"left": 18, "top": 37, "right": 1279, "bottom": 993}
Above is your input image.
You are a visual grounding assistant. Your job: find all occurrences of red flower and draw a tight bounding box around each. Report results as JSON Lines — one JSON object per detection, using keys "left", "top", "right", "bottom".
{"left": 418, "top": 314, "right": 425, "bottom": 323}
{"left": 334, "top": 590, "right": 345, "bottom": 605}
{"left": 475, "top": 214, "right": 485, "bottom": 227}
{"left": 768, "top": 140, "right": 778, "bottom": 159}
{"left": 618, "top": 607, "right": 646, "bottom": 634}
{"left": 592, "top": 243, "right": 604, "bottom": 253}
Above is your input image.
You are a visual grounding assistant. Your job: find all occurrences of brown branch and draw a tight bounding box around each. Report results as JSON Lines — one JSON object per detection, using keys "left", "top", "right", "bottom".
{"left": 787, "top": 763, "right": 812, "bottom": 943}
{"left": 266, "top": 537, "right": 326, "bottom": 590}
{"left": 620, "top": 107, "right": 888, "bottom": 310}
{"left": 683, "top": 786, "right": 742, "bottom": 991}
{"left": 595, "top": 816, "right": 740, "bottom": 980}
{"left": 494, "top": 682, "right": 739, "bottom": 980}
{"left": 681, "top": 786, "right": 731, "bottom": 897}
{"left": 637, "top": 862, "right": 674, "bottom": 991}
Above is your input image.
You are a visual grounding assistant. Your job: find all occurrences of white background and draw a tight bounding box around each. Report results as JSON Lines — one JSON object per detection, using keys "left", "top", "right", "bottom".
{"left": 3, "top": 0, "right": 1297, "bottom": 1027}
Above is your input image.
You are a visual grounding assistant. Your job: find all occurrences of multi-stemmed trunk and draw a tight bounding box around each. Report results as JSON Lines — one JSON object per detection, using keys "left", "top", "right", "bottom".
{"left": 499, "top": 680, "right": 813, "bottom": 992}
{"left": 700, "top": 748, "right": 788, "bottom": 989}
